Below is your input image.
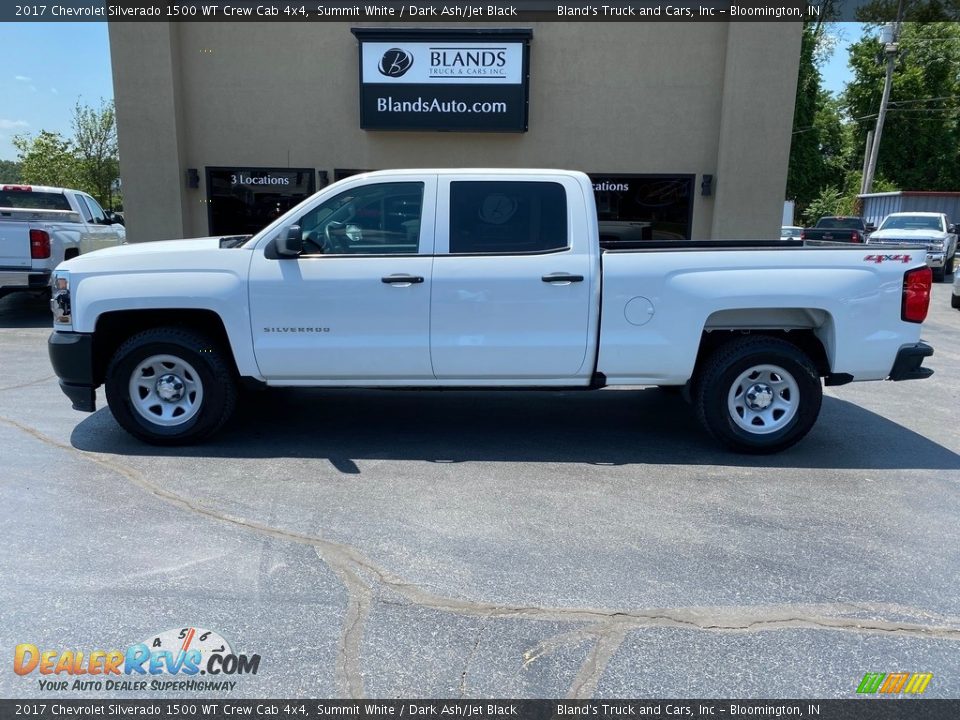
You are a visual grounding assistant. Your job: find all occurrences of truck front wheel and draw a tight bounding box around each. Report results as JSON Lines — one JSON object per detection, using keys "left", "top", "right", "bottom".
{"left": 105, "top": 327, "right": 237, "bottom": 445}
{"left": 695, "top": 336, "right": 822, "bottom": 454}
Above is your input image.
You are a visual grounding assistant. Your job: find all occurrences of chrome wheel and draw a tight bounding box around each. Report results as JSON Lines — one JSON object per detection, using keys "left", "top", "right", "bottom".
{"left": 727, "top": 364, "right": 799, "bottom": 435}
{"left": 128, "top": 354, "right": 204, "bottom": 427}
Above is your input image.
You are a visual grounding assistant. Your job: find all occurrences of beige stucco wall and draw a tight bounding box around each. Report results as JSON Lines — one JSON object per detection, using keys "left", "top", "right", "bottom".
{"left": 109, "top": 22, "right": 801, "bottom": 242}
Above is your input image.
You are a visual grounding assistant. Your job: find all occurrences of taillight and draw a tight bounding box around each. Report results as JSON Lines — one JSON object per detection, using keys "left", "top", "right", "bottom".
{"left": 2, "top": 184, "right": 31, "bottom": 191}
{"left": 800, "top": 229, "right": 806, "bottom": 240}
{"left": 901, "top": 266, "right": 932, "bottom": 323}
{"left": 29, "top": 229, "right": 50, "bottom": 259}
{"left": 851, "top": 230, "right": 862, "bottom": 243}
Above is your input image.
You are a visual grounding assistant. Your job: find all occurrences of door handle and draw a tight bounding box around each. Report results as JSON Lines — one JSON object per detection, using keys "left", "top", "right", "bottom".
{"left": 381, "top": 275, "right": 424, "bottom": 284}
{"left": 541, "top": 274, "right": 584, "bottom": 283}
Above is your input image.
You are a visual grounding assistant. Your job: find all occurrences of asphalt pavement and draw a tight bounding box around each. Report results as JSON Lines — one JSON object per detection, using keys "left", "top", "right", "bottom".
{"left": 1, "top": 282, "right": 958, "bottom": 699}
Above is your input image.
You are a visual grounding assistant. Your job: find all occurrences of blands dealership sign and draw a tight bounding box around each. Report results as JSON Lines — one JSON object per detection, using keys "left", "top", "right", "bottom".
{"left": 351, "top": 28, "right": 532, "bottom": 132}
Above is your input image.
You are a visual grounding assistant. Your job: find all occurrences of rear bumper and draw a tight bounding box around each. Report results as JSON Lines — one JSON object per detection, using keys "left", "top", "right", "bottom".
{"left": 0, "top": 269, "right": 51, "bottom": 298}
{"left": 888, "top": 342, "right": 934, "bottom": 381}
{"left": 48, "top": 331, "right": 97, "bottom": 412}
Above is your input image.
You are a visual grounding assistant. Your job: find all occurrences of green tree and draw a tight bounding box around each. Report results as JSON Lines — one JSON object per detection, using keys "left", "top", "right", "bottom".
{"left": 12, "top": 130, "right": 80, "bottom": 189}
{"left": 787, "top": 20, "right": 849, "bottom": 218}
{"left": 72, "top": 98, "right": 119, "bottom": 208}
{"left": 844, "top": 22, "right": 960, "bottom": 190}
{"left": 0, "top": 159, "right": 20, "bottom": 183}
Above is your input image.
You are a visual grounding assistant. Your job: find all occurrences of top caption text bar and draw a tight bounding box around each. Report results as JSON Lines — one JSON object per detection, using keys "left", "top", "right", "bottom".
{"left": 3, "top": 0, "right": 953, "bottom": 23}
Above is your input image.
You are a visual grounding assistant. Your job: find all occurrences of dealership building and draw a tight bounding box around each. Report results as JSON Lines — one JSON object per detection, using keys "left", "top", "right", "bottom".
{"left": 108, "top": 22, "right": 801, "bottom": 243}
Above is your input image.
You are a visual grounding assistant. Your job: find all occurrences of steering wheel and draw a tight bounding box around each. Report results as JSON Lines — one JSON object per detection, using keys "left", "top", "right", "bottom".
{"left": 324, "top": 221, "right": 348, "bottom": 254}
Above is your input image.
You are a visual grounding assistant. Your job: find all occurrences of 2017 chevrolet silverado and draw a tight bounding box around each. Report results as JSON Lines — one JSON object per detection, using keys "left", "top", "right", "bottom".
{"left": 0, "top": 184, "right": 125, "bottom": 298}
{"left": 47, "top": 170, "right": 934, "bottom": 453}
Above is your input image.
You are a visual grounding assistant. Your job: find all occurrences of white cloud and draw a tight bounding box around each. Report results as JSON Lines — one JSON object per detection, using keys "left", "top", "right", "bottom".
{"left": 0, "top": 119, "right": 29, "bottom": 131}
{"left": 14, "top": 75, "right": 31, "bottom": 82}
{"left": 50, "top": 87, "right": 58, "bottom": 95}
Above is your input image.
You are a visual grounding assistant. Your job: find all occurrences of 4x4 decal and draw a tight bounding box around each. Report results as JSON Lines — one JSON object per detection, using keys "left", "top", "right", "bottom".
{"left": 864, "top": 254, "right": 912, "bottom": 264}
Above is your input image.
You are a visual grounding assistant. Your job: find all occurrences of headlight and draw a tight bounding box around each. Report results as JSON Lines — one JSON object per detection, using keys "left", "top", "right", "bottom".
{"left": 928, "top": 240, "right": 945, "bottom": 250}
{"left": 50, "top": 271, "right": 72, "bottom": 327}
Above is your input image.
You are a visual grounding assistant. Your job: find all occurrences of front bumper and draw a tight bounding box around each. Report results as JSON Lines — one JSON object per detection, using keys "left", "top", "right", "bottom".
{"left": 48, "top": 331, "right": 97, "bottom": 412}
{"left": 888, "top": 342, "right": 934, "bottom": 381}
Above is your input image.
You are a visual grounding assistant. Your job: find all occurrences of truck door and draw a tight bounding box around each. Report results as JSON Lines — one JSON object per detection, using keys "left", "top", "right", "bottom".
{"left": 430, "top": 176, "right": 594, "bottom": 381}
{"left": 76, "top": 194, "right": 121, "bottom": 252}
{"left": 248, "top": 177, "right": 436, "bottom": 381}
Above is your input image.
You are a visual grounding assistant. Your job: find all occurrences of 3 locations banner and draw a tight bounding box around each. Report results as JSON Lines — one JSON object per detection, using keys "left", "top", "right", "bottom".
{"left": 351, "top": 29, "right": 532, "bottom": 132}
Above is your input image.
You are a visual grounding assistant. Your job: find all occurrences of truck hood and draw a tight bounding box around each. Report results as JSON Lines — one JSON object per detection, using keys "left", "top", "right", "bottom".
{"left": 869, "top": 229, "right": 947, "bottom": 242}
{"left": 60, "top": 236, "right": 247, "bottom": 272}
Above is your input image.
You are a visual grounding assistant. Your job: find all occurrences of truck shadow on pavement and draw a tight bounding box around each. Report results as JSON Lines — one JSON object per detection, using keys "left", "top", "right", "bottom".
{"left": 70, "top": 386, "right": 960, "bottom": 471}
{"left": 0, "top": 293, "right": 50, "bottom": 329}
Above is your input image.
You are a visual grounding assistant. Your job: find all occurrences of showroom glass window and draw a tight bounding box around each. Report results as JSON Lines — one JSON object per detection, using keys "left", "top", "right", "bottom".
{"left": 590, "top": 174, "right": 694, "bottom": 243}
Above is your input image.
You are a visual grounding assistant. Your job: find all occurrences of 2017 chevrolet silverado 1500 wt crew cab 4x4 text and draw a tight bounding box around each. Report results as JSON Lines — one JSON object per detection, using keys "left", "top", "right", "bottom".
{"left": 47, "top": 170, "right": 935, "bottom": 453}
{"left": 0, "top": 184, "right": 125, "bottom": 298}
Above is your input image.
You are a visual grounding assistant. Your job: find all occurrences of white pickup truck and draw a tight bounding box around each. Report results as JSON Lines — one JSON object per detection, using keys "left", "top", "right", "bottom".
{"left": 866, "top": 211, "right": 958, "bottom": 282}
{"left": 0, "top": 184, "right": 125, "bottom": 299}
{"left": 47, "top": 169, "right": 935, "bottom": 453}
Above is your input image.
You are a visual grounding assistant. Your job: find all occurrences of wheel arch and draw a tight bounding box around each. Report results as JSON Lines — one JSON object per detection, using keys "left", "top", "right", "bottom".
{"left": 91, "top": 309, "right": 238, "bottom": 386}
{"left": 690, "top": 307, "right": 836, "bottom": 394}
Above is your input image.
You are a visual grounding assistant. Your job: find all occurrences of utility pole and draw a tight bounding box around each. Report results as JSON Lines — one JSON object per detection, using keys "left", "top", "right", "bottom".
{"left": 862, "top": 0, "right": 907, "bottom": 195}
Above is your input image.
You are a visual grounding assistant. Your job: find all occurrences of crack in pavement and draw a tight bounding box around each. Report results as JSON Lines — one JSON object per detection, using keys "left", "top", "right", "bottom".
{"left": 459, "top": 615, "right": 490, "bottom": 698}
{"left": 328, "top": 558, "right": 373, "bottom": 699}
{"left": 5, "top": 415, "right": 960, "bottom": 699}
{"left": 568, "top": 627, "right": 627, "bottom": 699}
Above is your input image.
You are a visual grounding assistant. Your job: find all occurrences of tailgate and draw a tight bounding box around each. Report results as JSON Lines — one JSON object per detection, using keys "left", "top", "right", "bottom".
{"left": 0, "top": 219, "right": 31, "bottom": 268}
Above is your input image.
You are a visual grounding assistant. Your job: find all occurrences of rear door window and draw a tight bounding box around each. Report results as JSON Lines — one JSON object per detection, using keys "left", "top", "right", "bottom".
{"left": 448, "top": 181, "right": 568, "bottom": 254}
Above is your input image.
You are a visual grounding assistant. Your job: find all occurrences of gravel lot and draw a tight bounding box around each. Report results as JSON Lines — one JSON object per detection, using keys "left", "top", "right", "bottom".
{"left": 1, "top": 282, "right": 958, "bottom": 699}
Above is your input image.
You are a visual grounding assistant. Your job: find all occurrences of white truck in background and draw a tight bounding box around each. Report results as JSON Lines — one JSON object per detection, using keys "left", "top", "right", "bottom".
{"left": 0, "top": 184, "right": 125, "bottom": 299}
{"left": 47, "top": 169, "right": 935, "bottom": 454}
{"left": 866, "top": 211, "right": 958, "bottom": 282}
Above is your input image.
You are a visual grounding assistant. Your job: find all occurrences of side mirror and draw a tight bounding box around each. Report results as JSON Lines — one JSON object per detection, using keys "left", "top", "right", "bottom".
{"left": 949, "top": 224, "right": 957, "bottom": 234}
{"left": 105, "top": 211, "right": 125, "bottom": 226}
{"left": 865, "top": 224, "right": 877, "bottom": 233}
{"left": 275, "top": 225, "right": 303, "bottom": 257}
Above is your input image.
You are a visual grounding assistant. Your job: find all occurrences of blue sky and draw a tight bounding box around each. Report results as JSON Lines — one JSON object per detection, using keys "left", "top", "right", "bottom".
{"left": 0, "top": 22, "right": 113, "bottom": 161}
{"left": 821, "top": 22, "right": 867, "bottom": 95}
{"left": 0, "top": 22, "right": 868, "bottom": 163}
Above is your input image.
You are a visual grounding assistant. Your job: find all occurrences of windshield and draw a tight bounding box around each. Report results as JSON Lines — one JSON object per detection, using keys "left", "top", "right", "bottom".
{"left": 0, "top": 190, "right": 71, "bottom": 211}
{"left": 878, "top": 215, "right": 943, "bottom": 231}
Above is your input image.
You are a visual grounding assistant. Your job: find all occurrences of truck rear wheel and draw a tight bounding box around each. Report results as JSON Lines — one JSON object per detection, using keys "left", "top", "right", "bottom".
{"left": 695, "top": 336, "right": 822, "bottom": 454}
{"left": 105, "top": 327, "right": 237, "bottom": 445}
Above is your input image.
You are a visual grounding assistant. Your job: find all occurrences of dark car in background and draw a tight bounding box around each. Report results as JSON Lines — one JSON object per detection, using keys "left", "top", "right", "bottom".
{"left": 801, "top": 216, "right": 871, "bottom": 243}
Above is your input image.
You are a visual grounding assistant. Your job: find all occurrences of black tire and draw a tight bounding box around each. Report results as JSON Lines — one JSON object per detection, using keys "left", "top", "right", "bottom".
{"left": 694, "top": 336, "right": 822, "bottom": 454}
{"left": 105, "top": 327, "right": 237, "bottom": 445}
{"left": 945, "top": 253, "right": 955, "bottom": 277}
{"left": 952, "top": 292, "right": 960, "bottom": 309}
{"left": 933, "top": 266, "right": 946, "bottom": 283}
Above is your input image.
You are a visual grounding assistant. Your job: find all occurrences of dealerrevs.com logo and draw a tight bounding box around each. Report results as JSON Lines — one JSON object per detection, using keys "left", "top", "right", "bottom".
{"left": 378, "top": 48, "right": 413, "bottom": 77}
{"left": 13, "top": 627, "right": 260, "bottom": 692}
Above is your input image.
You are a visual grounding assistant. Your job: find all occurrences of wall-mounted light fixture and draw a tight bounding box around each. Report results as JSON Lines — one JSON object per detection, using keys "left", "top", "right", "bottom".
{"left": 186, "top": 168, "right": 200, "bottom": 189}
{"left": 701, "top": 174, "right": 713, "bottom": 197}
